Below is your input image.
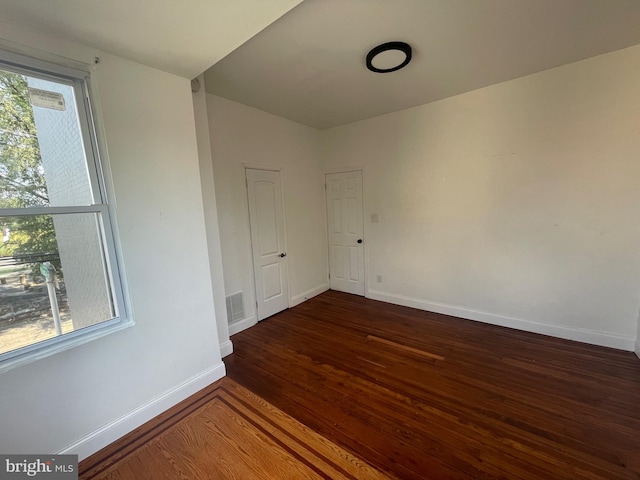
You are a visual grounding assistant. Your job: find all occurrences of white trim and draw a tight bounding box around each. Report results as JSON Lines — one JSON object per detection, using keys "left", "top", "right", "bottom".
{"left": 325, "top": 169, "right": 366, "bottom": 296}
{"left": 0, "top": 47, "right": 90, "bottom": 79}
{"left": 290, "top": 283, "right": 330, "bottom": 308}
{"left": 367, "top": 289, "right": 636, "bottom": 351}
{"left": 0, "top": 37, "right": 91, "bottom": 74}
{"left": 242, "top": 162, "right": 283, "bottom": 172}
{"left": 323, "top": 165, "right": 365, "bottom": 175}
{"left": 58, "top": 363, "right": 226, "bottom": 461}
{"left": 241, "top": 164, "right": 259, "bottom": 323}
{"left": 229, "top": 316, "right": 258, "bottom": 336}
{"left": 220, "top": 340, "right": 234, "bottom": 358}
{"left": 361, "top": 168, "right": 368, "bottom": 297}
{"left": 278, "top": 169, "right": 291, "bottom": 308}
{"left": 244, "top": 166, "right": 291, "bottom": 318}
{"left": 0, "top": 48, "right": 132, "bottom": 371}
{"left": 635, "top": 338, "right": 640, "bottom": 360}
{"left": 0, "top": 205, "right": 108, "bottom": 216}
{"left": 0, "top": 320, "right": 132, "bottom": 374}
{"left": 85, "top": 63, "right": 133, "bottom": 327}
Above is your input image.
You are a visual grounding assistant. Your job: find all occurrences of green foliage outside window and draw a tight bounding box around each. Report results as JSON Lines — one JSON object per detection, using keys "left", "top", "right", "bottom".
{"left": 0, "top": 71, "right": 60, "bottom": 273}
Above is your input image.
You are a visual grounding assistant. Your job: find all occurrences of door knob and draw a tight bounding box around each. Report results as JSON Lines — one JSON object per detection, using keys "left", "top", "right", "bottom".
{"left": 279, "top": 253, "right": 287, "bottom": 257}
{"left": 357, "top": 239, "right": 363, "bottom": 244}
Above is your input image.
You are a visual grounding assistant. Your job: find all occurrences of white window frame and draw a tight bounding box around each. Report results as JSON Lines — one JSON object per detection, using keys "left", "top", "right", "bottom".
{"left": 0, "top": 49, "right": 130, "bottom": 373}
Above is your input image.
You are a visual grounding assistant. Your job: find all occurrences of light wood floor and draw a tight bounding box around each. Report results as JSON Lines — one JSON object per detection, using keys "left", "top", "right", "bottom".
{"left": 81, "top": 290, "right": 640, "bottom": 479}
{"left": 79, "top": 377, "right": 391, "bottom": 479}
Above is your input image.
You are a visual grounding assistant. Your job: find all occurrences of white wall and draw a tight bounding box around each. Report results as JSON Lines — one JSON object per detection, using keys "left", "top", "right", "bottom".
{"left": 635, "top": 317, "right": 640, "bottom": 358}
{"left": 193, "top": 77, "right": 232, "bottom": 357}
{"left": 322, "top": 46, "right": 640, "bottom": 350}
{"left": 207, "top": 95, "right": 328, "bottom": 332}
{"left": 0, "top": 26, "right": 224, "bottom": 458}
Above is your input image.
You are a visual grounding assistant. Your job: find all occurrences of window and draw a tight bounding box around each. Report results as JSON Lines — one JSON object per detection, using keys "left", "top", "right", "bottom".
{"left": 0, "top": 50, "right": 127, "bottom": 370}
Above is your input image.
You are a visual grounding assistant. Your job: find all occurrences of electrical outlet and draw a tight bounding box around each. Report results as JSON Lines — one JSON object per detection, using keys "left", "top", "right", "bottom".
{"left": 376, "top": 274, "right": 382, "bottom": 283}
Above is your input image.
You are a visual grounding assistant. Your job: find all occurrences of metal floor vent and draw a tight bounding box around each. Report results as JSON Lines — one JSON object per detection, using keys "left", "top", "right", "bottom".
{"left": 226, "top": 292, "right": 245, "bottom": 324}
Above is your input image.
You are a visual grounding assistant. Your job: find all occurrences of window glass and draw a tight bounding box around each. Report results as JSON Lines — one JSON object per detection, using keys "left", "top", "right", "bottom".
{"left": 0, "top": 69, "right": 93, "bottom": 208}
{"left": 0, "top": 55, "right": 125, "bottom": 365}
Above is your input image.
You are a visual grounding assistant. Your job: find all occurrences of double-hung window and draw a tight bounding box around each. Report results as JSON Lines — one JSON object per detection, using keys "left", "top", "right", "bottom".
{"left": 0, "top": 49, "right": 127, "bottom": 370}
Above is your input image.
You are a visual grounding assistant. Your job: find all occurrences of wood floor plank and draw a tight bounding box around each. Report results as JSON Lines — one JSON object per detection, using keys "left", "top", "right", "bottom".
{"left": 81, "top": 290, "right": 640, "bottom": 479}
{"left": 226, "top": 290, "right": 640, "bottom": 480}
{"left": 80, "top": 377, "right": 392, "bottom": 480}
{"left": 366, "top": 334, "right": 446, "bottom": 361}
{"left": 228, "top": 352, "right": 483, "bottom": 479}
{"left": 221, "top": 380, "right": 394, "bottom": 480}
{"left": 231, "top": 335, "right": 635, "bottom": 480}
{"left": 79, "top": 381, "right": 225, "bottom": 479}
{"left": 191, "top": 401, "right": 322, "bottom": 480}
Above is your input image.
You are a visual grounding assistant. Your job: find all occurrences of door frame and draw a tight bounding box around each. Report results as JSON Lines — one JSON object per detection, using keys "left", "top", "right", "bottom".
{"left": 243, "top": 163, "right": 291, "bottom": 320}
{"left": 324, "top": 166, "right": 367, "bottom": 297}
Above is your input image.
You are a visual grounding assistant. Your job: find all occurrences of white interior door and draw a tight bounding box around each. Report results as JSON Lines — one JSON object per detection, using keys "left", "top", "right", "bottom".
{"left": 246, "top": 168, "right": 289, "bottom": 320}
{"left": 326, "top": 171, "right": 365, "bottom": 295}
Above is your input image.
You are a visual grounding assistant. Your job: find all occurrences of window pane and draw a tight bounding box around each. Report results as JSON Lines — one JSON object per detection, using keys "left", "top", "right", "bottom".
{"left": 0, "top": 68, "right": 94, "bottom": 209}
{"left": 0, "top": 213, "right": 116, "bottom": 356}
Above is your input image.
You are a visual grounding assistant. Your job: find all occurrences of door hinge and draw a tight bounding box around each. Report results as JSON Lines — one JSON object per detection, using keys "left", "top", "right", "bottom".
{"left": 324, "top": 183, "right": 327, "bottom": 190}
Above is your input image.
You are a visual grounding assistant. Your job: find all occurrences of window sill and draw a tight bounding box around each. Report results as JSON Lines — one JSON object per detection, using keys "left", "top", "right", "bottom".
{"left": 0, "top": 318, "right": 134, "bottom": 375}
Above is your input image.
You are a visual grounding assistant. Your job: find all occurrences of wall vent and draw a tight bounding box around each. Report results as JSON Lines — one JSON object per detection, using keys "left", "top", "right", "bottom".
{"left": 226, "top": 292, "right": 245, "bottom": 324}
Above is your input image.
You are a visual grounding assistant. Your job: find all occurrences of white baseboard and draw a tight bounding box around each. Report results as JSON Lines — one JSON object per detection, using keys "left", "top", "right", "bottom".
{"left": 220, "top": 340, "right": 233, "bottom": 358}
{"left": 290, "top": 283, "right": 330, "bottom": 308}
{"left": 229, "top": 315, "right": 257, "bottom": 336}
{"left": 227, "top": 284, "right": 329, "bottom": 337}
{"left": 635, "top": 339, "right": 640, "bottom": 360}
{"left": 58, "top": 362, "right": 226, "bottom": 461}
{"left": 367, "top": 289, "right": 636, "bottom": 351}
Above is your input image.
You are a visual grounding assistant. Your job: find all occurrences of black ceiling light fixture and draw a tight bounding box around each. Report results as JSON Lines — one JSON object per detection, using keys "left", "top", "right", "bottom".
{"left": 366, "top": 41, "right": 412, "bottom": 73}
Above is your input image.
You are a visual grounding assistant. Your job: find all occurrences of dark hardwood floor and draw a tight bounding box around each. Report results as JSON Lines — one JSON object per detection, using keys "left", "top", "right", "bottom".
{"left": 226, "top": 290, "right": 640, "bottom": 480}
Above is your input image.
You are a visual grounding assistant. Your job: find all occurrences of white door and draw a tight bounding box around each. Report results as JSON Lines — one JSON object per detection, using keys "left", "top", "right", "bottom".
{"left": 246, "top": 168, "right": 289, "bottom": 320}
{"left": 326, "top": 171, "right": 365, "bottom": 295}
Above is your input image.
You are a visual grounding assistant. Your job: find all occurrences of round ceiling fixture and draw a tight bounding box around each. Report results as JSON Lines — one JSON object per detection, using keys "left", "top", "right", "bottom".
{"left": 366, "top": 41, "right": 412, "bottom": 73}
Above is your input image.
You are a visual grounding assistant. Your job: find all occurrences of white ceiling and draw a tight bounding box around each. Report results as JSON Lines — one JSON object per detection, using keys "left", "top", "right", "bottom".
{"left": 0, "top": 0, "right": 303, "bottom": 78}
{"left": 204, "top": 0, "right": 640, "bottom": 129}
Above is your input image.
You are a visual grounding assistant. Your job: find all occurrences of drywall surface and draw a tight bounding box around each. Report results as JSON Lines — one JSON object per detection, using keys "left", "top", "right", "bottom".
{"left": 322, "top": 46, "right": 640, "bottom": 349}
{"left": 207, "top": 94, "right": 328, "bottom": 327}
{"left": 635, "top": 317, "right": 640, "bottom": 358}
{"left": 193, "top": 76, "right": 232, "bottom": 357}
{"left": 0, "top": 26, "right": 224, "bottom": 457}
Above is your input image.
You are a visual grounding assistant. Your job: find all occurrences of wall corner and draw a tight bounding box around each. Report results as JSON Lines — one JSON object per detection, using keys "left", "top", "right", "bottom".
{"left": 192, "top": 75, "right": 230, "bottom": 351}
